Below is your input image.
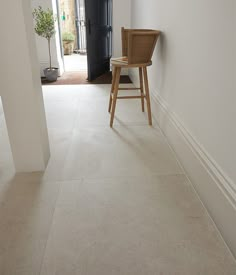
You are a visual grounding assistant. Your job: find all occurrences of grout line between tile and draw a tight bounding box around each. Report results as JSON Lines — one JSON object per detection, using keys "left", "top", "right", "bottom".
{"left": 37, "top": 177, "right": 67, "bottom": 275}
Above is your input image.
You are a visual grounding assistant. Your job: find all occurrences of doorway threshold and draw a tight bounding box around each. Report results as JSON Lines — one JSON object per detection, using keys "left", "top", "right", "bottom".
{"left": 41, "top": 71, "right": 132, "bottom": 85}
{"left": 64, "top": 53, "right": 87, "bottom": 72}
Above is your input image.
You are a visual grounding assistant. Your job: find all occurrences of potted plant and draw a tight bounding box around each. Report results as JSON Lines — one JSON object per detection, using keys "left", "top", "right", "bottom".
{"left": 33, "top": 6, "right": 58, "bottom": 82}
{"left": 62, "top": 32, "right": 75, "bottom": 55}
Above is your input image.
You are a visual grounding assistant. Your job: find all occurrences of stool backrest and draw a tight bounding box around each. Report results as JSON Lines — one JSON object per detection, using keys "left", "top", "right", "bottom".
{"left": 121, "top": 27, "right": 161, "bottom": 64}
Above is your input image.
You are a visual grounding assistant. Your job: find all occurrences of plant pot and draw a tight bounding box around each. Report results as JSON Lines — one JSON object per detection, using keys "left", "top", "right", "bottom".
{"left": 63, "top": 40, "right": 74, "bottom": 55}
{"left": 43, "top": 67, "right": 58, "bottom": 82}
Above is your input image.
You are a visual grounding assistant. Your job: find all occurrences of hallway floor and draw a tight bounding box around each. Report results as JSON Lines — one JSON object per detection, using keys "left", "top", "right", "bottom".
{"left": 0, "top": 84, "right": 236, "bottom": 274}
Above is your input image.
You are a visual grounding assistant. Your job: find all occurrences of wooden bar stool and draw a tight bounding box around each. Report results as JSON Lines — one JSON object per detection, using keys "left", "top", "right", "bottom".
{"left": 108, "top": 27, "right": 161, "bottom": 127}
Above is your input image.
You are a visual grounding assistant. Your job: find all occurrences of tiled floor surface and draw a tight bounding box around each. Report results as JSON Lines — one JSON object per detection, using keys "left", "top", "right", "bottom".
{"left": 0, "top": 84, "right": 235, "bottom": 275}
{"left": 64, "top": 54, "right": 87, "bottom": 72}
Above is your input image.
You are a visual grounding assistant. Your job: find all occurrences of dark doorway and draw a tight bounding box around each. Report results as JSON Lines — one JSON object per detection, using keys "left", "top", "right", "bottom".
{"left": 85, "top": 0, "right": 113, "bottom": 81}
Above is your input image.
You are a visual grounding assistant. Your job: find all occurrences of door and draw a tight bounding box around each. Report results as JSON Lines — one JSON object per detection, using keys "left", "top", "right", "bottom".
{"left": 85, "top": 0, "right": 112, "bottom": 81}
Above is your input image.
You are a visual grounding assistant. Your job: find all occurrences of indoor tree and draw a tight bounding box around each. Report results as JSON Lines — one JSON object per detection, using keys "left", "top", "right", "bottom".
{"left": 33, "top": 6, "right": 58, "bottom": 81}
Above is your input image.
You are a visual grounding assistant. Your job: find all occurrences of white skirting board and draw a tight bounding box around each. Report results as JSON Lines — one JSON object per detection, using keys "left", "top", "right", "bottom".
{"left": 130, "top": 72, "right": 236, "bottom": 258}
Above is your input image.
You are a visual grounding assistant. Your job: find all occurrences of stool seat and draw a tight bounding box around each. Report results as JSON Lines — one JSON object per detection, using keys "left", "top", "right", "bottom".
{"left": 108, "top": 28, "right": 161, "bottom": 127}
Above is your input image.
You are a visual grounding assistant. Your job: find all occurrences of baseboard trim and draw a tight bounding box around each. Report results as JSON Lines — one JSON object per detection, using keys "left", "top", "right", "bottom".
{"left": 150, "top": 91, "right": 236, "bottom": 257}
{"left": 152, "top": 93, "right": 236, "bottom": 208}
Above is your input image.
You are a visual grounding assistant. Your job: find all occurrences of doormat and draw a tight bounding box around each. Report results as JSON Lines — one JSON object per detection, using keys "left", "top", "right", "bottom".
{"left": 41, "top": 71, "right": 132, "bottom": 85}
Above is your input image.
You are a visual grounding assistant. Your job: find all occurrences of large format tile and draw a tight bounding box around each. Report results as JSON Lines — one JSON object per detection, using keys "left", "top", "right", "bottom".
{"left": 1, "top": 84, "right": 235, "bottom": 274}
{"left": 62, "top": 125, "right": 182, "bottom": 180}
{"left": 0, "top": 173, "right": 60, "bottom": 275}
{"left": 72, "top": 84, "right": 118, "bottom": 99}
{"left": 44, "top": 97, "right": 78, "bottom": 131}
{"left": 43, "top": 129, "right": 73, "bottom": 181}
{"left": 42, "top": 84, "right": 110, "bottom": 102}
{"left": 40, "top": 175, "right": 236, "bottom": 275}
{"left": 42, "top": 85, "right": 81, "bottom": 101}
{"left": 75, "top": 97, "right": 156, "bottom": 127}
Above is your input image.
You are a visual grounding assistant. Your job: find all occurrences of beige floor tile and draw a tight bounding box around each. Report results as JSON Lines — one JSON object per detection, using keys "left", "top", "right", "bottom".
{"left": 62, "top": 125, "right": 182, "bottom": 180}
{"left": 1, "top": 85, "right": 235, "bottom": 274}
{"left": 40, "top": 175, "right": 236, "bottom": 275}
{"left": 42, "top": 85, "right": 82, "bottom": 101}
{"left": 0, "top": 173, "right": 60, "bottom": 275}
{"left": 73, "top": 84, "right": 131, "bottom": 100}
{"left": 43, "top": 129, "right": 73, "bottom": 181}
{"left": 43, "top": 84, "right": 111, "bottom": 101}
{"left": 44, "top": 97, "right": 79, "bottom": 131}
{"left": 75, "top": 97, "right": 156, "bottom": 127}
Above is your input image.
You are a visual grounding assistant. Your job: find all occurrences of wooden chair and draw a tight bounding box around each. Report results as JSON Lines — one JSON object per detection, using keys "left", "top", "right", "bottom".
{"left": 108, "top": 27, "right": 161, "bottom": 127}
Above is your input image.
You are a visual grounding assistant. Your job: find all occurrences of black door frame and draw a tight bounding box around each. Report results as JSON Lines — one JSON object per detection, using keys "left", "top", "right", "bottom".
{"left": 85, "top": 0, "right": 113, "bottom": 80}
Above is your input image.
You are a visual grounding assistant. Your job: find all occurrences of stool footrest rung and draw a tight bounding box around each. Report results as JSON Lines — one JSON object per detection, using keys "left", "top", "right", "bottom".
{"left": 116, "top": 95, "right": 146, "bottom": 99}
{"left": 118, "top": 87, "right": 141, "bottom": 91}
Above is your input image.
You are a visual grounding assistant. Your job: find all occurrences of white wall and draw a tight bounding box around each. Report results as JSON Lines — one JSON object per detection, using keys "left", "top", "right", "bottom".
{"left": 130, "top": 0, "right": 236, "bottom": 257}
{"left": 0, "top": 0, "right": 50, "bottom": 172}
{"left": 31, "top": 0, "right": 64, "bottom": 76}
{"left": 234, "top": 1, "right": 236, "bottom": 110}
{"left": 112, "top": 0, "right": 131, "bottom": 57}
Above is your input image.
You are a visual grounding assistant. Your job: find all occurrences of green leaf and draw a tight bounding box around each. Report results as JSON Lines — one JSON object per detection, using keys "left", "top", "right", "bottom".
{"left": 32, "top": 6, "right": 57, "bottom": 69}
{"left": 32, "top": 6, "right": 57, "bottom": 39}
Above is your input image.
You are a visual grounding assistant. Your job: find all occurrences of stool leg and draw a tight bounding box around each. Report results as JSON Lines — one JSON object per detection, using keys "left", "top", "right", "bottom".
{"left": 110, "top": 67, "right": 121, "bottom": 127}
{"left": 108, "top": 66, "right": 117, "bottom": 113}
{"left": 139, "top": 67, "right": 145, "bottom": 112}
{"left": 143, "top": 66, "right": 152, "bottom": 126}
